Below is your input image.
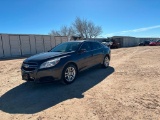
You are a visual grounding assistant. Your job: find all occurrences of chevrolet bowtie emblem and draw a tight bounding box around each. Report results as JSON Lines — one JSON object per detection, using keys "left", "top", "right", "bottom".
{"left": 23, "top": 64, "right": 29, "bottom": 68}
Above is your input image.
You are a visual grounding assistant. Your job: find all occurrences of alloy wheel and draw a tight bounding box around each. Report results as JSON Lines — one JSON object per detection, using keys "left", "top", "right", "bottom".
{"left": 104, "top": 56, "right": 109, "bottom": 67}
{"left": 65, "top": 66, "right": 76, "bottom": 82}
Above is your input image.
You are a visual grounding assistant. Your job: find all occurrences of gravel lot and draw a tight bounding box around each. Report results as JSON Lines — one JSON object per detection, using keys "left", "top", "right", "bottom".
{"left": 0, "top": 46, "right": 160, "bottom": 120}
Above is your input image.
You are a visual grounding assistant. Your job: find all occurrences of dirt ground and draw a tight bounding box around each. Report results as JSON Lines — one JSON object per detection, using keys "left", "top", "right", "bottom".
{"left": 0, "top": 46, "right": 160, "bottom": 120}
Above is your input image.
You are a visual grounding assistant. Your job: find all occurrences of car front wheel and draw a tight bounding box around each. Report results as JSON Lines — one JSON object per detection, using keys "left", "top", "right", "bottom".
{"left": 62, "top": 64, "right": 77, "bottom": 84}
{"left": 102, "top": 56, "right": 110, "bottom": 68}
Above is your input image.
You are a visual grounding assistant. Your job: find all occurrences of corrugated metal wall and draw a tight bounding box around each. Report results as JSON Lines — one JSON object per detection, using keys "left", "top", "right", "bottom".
{"left": 112, "top": 37, "right": 140, "bottom": 47}
{"left": 43, "top": 36, "right": 52, "bottom": 52}
{"left": 1, "top": 34, "right": 11, "bottom": 57}
{"left": 122, "top": 37, "right": 140, "bottom": 47}
{"left": 10, "top": 35, "right": 21, "bottom": 56}
{"left": 87, "top": 37, "right": 141, "bottom": 48}
{"left": 35, "top": 35, "right": 44, "bottom": 53}
{"left": 20, "top": 35, "right": 31, "bottom": 55}
{"left": 0, "top": 34, "right": 68, "bottom": 58}
{"left": 113, "top": 36, "right": 159, "bottom": 47}
{"left": 55, "top": 36, "right": 62, "bottom": 45}
{"left": 0, "top": 35, "right": 3, "bottom": 57}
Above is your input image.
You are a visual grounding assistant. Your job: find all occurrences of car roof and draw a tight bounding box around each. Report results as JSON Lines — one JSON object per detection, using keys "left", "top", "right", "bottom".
{"left": 68, "top": 40, "right": 100, "bottom": 43}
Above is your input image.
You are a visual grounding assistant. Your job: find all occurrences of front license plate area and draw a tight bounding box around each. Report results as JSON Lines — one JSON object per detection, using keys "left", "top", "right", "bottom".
{"left": 23, "top": 74, "right": 29, "bottom": 80}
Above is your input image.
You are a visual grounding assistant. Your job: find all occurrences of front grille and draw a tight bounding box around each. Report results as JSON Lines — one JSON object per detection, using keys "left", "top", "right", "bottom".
{"left": 22, "top": 62, "right": 38, "bottom": 71}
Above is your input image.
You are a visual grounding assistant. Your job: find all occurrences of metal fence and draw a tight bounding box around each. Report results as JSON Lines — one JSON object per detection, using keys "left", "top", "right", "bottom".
{"left": 0, "top": 34, "right": 68, "bottom": 58}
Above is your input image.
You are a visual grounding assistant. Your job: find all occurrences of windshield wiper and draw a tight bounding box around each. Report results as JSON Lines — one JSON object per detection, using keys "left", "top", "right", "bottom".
{"left": 52, "top": 51, "right": 64, "bottom": 52}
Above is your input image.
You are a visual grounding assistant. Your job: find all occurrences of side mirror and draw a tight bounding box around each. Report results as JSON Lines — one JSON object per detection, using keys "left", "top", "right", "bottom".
{"left": 78, "top": 49, "right": 86, "bottom": 54}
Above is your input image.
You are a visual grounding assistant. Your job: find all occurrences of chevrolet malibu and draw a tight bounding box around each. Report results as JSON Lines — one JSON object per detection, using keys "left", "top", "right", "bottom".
{"left": 21, "top": 40, "right": 111, "bottom": 84}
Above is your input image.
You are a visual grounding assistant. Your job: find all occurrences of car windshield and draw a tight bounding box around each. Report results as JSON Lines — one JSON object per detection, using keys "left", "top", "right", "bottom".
{"left": 50, "top": 42, "right": 80, "bottom": 52}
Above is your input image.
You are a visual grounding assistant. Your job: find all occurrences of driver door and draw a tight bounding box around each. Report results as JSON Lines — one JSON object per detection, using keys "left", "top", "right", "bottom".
{"left": 77, "top": 42, "right": 93, "bottom": 71}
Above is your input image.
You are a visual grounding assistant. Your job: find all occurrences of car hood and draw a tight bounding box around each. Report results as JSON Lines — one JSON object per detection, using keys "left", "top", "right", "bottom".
{"left": 24, "top": 52, "right": 73, "bottom": 63}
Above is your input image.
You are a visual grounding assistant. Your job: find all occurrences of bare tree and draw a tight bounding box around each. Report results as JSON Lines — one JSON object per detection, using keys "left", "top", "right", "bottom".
{"left": 50, "top": 30, "right": 61, "bottom": 36}
{"left": 72, "top": 17, "right": 84, "bottom": 37}
{"left": 50, "top": 17, "right": 102, "bottom": 38}
{"left": 50, "top": 26, "right": 75, "bottom": 37}
{"left": 72, "top": 17, "right": 102, "bottom": 38}
{"left": 60, "top": 26, "right": 68, "bottom": 36}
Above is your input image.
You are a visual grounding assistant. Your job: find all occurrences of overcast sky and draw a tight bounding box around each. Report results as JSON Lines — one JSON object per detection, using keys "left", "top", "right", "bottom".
{"left": 0, "top": 0, "right": 160, "bottom": 37}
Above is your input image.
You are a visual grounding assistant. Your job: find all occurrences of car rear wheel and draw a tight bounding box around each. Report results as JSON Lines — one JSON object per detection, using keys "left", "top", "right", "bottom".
{"left": 62, "top": 64, "right": 77, "bottom": 84}
{"left": 102, "top": 56, "right": 110, "bottom": 68}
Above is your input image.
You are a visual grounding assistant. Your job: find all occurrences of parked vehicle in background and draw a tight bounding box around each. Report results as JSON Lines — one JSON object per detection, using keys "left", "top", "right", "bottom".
{"left": 101, "top": 39, "right": 120, "bottom": 48}
{"left": 139, "top": 40, "right": 151, "bottom": 46}
{"left": 149, "top": 40, "right": 160, "bottom": 46}
{"left": 102, "top": 40, "right": 113, "bottom": 47}
{"left": 110, "top": 39, "right": 120, "bottom": 48}
{"left": 21, "top": 40, "right": 111, "bottom": 84}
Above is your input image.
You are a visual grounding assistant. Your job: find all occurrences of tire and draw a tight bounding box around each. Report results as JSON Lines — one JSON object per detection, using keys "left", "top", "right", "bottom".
{"left": 102, "top": 55, "right": 110, "bottom": 68}
{"left": 62, "top": 64, "right": 77, "bottom": 84}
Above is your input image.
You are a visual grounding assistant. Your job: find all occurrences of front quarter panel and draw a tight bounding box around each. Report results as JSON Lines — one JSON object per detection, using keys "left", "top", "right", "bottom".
{"left": 104, "top": 46, "right": 111, "bottom": 61}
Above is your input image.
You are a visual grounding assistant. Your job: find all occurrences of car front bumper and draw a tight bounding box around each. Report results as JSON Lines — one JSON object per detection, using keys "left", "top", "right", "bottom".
{"left": 21, "top": 67, "right": 63, "bottom": 83}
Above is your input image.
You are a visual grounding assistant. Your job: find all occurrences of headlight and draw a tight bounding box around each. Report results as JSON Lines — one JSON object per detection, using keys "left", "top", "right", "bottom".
{"left": 39, "top": 58, "right": 61, "bottom": 69}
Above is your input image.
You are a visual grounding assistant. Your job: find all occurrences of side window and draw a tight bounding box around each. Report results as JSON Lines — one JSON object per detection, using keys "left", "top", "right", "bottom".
{"left": 91, "top": 42, "right": 102, "bottom": 50}
{"left": 80, "top": 42, "right": 91, "bottom": 51}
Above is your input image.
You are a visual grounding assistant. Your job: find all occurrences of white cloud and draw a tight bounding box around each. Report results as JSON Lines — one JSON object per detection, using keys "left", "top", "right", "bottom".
{"left": 106, "top": 25, "right": 160, "bottom": 37}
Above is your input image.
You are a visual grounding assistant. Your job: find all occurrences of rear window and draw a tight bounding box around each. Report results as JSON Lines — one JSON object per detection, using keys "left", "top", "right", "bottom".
{"left": 91, "top": 42, "right": 102, "bottom": 50}
{"left": 80, "top": 42, "right": 91, "bottom": 51}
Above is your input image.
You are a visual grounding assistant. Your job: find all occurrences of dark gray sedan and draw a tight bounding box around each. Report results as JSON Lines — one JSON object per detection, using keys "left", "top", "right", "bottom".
{"left": 21, "top": 40, "right": 111, "bottom": 84}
